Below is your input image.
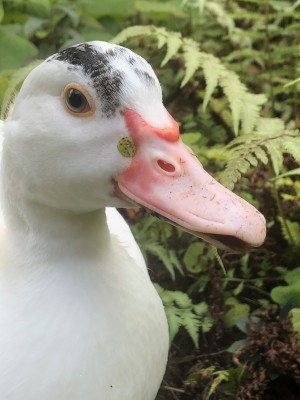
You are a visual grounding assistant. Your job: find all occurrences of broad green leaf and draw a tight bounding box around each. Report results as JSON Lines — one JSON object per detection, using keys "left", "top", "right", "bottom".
{"left": 83, "top": 0, "right": 136, "bottom": 17}
{"left": 0, "top": 27, "right": 38, "bottom": 71}
{"left": 27, "top": 0, "right": 50, "bottom": 18}
{"left": 82, "top": 27, "right": 114, "bottom": 43}
{"left": 224, "top": 298, "right": 250, "bottom": 328}
{"left": 234, "top": 316, "right": 261, "bottom": 334}
{"left": 136, "top": 1, "right": 186, "bottom": 17}
{"left": 233, "top": 281, "right": 244, "bottom": 296}
{"left": 0, "top": 0, "right": 3, "bottom": 23}
{"left": 227, "top": 339, "right": 246, "bottom": 353}
{"left": 181, "top": 133, "right": 201, "bottom": 146}
{"left": 183, "top": 242, "right": 205, "bottom": 273}
{"left": 271, "top": 279, "right": 300, "bottom": 307}
{"left": 290, "top": 308, "right": 300, "bottom": 338}
{"left": 23, "top": 17, "right": 46, "bottom": 37}
{"left": 284, "top": 267, "right": 300, "bottom": 285}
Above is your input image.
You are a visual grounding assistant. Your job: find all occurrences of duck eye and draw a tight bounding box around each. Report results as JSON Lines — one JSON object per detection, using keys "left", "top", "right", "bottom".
{"left": 63, "top": 84, "right": 94, "bottom": 116}
{"left": 66, "top": 89, "right": 87, "bottom": 112}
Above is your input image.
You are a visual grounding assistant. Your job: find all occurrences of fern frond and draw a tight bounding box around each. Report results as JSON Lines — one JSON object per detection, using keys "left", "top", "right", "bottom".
{"left": 284, "top": 137, "right": 300, "bottom": 161}
{"left": 180, "top": 38, "right": 202, "bottom": 87}
{"left": 253, "top": 146, "right": 268, "bottom": 165}
{"left": 240, "top": 93, "right": 267, "bottom": 134}
{"left": 219, "top": 70, "right": 245, "bottom": 136}
{"left": 112, "top": 25, "right": 266, "bottom": 135}
{"left": 201, "top": 53, "right": 224, "bottom": 111}
{"left": 278, "top": 217, "right": 300, "bottom": 247}
{"left": 143, "top": 242, "right": 182, "bottom": 280}
{"left": 182, "top": 0, "right": 208, "bottom": 14}
{"left": 181, "top": 311, "right": 202, "bottom": 347}
{"left": 173, "top": 291, "right": 193, "bottom": 308}
{"left": 206, "top": 369, "right": 230, "bottom": 400}
{"left": 220, "top": 126, "right": 300, "bottom": 189}
{"left": 155, "top": 284, "right": 213, "bottom": 347}
{"left": 205, "top": 1, "right": 235, "bottom": 34}
{"left": 112, "top": 25, "right": 157, "bottom": 45}
{"left": 161, "top": 31, "right": 182, "bottom": 66}
{"left": 165, "top": 307, "right": 182, "bottom": 343}
{"left": 265, "top": 141, "right": 283, "bottom": 176}
{"left": 155, "top": 27, "right": 169, "bottom": 49}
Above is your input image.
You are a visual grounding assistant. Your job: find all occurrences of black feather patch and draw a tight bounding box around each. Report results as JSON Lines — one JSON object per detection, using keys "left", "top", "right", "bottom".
{"left": 50, "top": 43, "right": 156, "bottom": 118}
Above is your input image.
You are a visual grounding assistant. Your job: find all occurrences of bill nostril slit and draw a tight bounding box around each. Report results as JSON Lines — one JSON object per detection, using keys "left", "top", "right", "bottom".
{"left": 157, "top": 159, "right": 176, "bottom": 173}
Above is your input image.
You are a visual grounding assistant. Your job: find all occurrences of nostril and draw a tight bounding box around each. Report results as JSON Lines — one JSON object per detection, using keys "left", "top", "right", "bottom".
{"left": 157, "top": 159, "right": 176, "bottom": 173}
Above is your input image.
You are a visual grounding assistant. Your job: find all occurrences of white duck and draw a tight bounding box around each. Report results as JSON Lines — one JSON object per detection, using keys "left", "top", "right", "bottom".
{"left": 0, "top": 41, "right": 266, "bottom": 400}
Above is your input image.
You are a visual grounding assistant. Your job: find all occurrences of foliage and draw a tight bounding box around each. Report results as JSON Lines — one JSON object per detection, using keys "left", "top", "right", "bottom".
{"left": 219, "top": 124, "right": 300, "bottom": 190}
{"left": 113, "top": 25, "right": 267, "bottom": 136}
{"left": 271, "top": 267, "right": 300, "bottom": 308}
{"left": 1, "top": 0, "right": 300, "bottom": 398}
{"left": 187, "top": 366, "right": 230, "bottom": 400}
{"left": 155, "top": 284, "right": 213, "bottom": 347}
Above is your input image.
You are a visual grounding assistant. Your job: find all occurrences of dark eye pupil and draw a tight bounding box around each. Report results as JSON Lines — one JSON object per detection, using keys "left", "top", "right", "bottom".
{"left": 67, "top": 89, "right": 87, "bottom": 112}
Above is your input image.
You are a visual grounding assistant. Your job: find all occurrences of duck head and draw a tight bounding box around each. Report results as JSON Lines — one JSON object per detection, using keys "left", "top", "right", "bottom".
{"left": 5, "top": 41, "right": 266, "bottom": 252}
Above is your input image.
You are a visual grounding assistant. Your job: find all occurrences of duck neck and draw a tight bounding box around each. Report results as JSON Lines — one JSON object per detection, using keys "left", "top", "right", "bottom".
{"left": 2, "top": 190, "right": 110, "bottom": 266}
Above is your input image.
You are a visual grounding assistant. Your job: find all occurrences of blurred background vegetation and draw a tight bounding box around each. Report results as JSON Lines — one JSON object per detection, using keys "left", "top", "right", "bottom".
{"left": 1, "top": 0, "right": 300, "bottom": 399}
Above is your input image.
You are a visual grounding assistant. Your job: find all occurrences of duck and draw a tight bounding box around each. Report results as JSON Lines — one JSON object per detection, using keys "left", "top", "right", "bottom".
{"left": 0, "top": 41, "right": 266, "bottom": 400}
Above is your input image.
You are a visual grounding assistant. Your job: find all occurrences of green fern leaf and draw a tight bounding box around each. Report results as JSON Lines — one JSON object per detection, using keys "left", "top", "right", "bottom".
{"left": 181, "top": 38, "right": 202, "bottom": 87}
{"left": 210, "top": 246, "right": 226, "bottom": 274}
{"left": 219, "top": 70, "right": 245, "bottom": 135}
{"left": 112, "top": 25, "right": 156, "bottom": 44}
{"left": 254, "top": 146, "right": 268, "bottom": 164}
{"left": 202, "top": 316, "right": 214, "bottom": 333}
{"left": 156, "top": 284, "right": 212, "bottom": 346}
{"left": 173, "top": 291, "right": 193, "bottom": 309}
{"left": 266, "top": 141, "right": 284, "bottom": 176}
{"left": 182, "top": 311, "right": 201, "bottom": 348}
{"left": 143, "top": 242, "right": 179, "bottom": 279}
{"left": 284, "top": 136, "right": 300, "bottom": 163}
{"left": 165, "top": 307, "right": 183, "bottom": 343}
{"left": 161, "top": 31, "right": 182, "bottom": 66}
{"left": 278, "top": 217, "right": 300, "bottom": 246}
{"left": 155, "top": 27, "right": 169, "bottom": 49}
{"left": 206, "top": 369, "right": 230, "bottom": 400}
{"left": 246, "top": 153, "right": 258, "bottom": 167}
{"left": 240, "top": 93, "right": 266, "bottom": 134}
{"left": 255, "top": 117, "right": 285, "bottom": 134}
{"left": 201, "top": 53, "right": 224, "bottom": 111}
{"left": 194, "top": 302, "right": 209, "bottom": 316}
{"left": 219, "top": 164, "right": 241, "bottom": 190}
{"left": 169, "top": 250, "right": 184, "bottom": 275}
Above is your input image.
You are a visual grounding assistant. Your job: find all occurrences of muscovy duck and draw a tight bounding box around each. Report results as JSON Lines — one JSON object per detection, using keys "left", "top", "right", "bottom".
{"left": 0, "top": 41, "right": 266, "bottom": 400}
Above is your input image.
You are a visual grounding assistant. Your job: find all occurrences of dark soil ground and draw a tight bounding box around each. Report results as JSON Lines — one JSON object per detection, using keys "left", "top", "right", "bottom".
{"left": 156, "top": 310, "right": 300, "bottom": 400}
